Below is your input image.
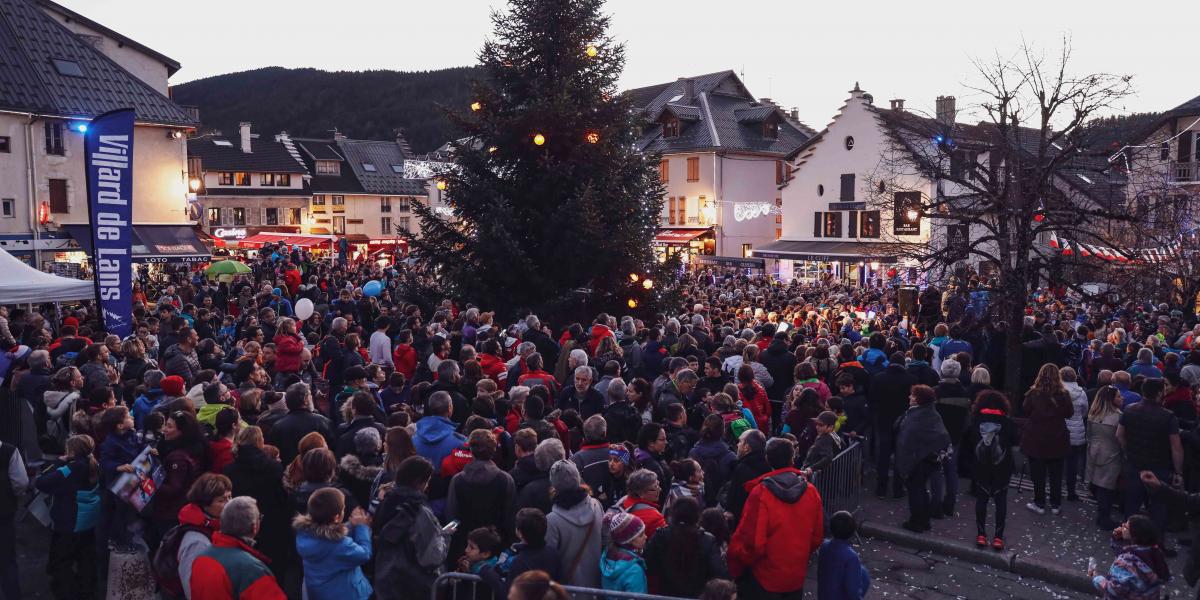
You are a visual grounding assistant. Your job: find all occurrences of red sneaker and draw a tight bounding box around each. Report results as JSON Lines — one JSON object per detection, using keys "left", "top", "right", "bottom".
{"left": 992, "top": 537, "right": 1004, "bottom": 550}
{"left": 976, "top": 535, "right": 987, "bottom": 547}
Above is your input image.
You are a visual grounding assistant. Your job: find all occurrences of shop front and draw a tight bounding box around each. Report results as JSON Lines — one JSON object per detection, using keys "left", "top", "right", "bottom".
{"left": 63, "top": 224, "right": 211, "bottom": 265}
{"left": 653, "top": 228, "right": 715, "bottom": 264}
{"left": 693, "top": 255, "right": 766, "bottom": 273}
{"left": 752, "top": 240, "right": 900, "bottom": 286}
{"left": 367, "top": 238, "right": 408, "bottom": 263}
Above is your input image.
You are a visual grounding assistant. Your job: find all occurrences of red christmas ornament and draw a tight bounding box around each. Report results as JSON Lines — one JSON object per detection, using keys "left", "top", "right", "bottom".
{"left": 886, "top": 268, "right": 897, "bottom": 278}
{"left": 1033, "top": 213, "right": 1045, "bottom": 222}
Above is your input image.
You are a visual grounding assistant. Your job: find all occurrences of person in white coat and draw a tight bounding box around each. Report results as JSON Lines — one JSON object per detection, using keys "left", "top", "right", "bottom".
{"left": 1060, "top": 367, "right": 1089, "bottom": 502}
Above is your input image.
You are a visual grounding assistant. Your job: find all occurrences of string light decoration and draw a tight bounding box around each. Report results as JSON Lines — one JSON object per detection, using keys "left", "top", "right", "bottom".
{"left": 642, "top": 279, "right": 653, "bottom": 290}
{"left": 533, "top": 133, "right": 546, "bottom": 146}
{"left": 471, "top": 101, "right": 482, "bottom": 111}
{"left": 627, "top": 298, "right": 638, "bottom": 309}
{"left": 586, "top": 44, "right": 598, "bottom": 58}
{"left": 488, "top": 146, "right": 497, "bottom": 153}
{"left": 585, "top": 131, "right": 600, "bottom": 144}
{"left": 628, "top": 273, "right": 639, "bottom": 282}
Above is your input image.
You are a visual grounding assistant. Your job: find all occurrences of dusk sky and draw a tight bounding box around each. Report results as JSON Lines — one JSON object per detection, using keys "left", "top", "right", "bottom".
{"left": 61, "top": 0, "right": 1196, "bottom": 126}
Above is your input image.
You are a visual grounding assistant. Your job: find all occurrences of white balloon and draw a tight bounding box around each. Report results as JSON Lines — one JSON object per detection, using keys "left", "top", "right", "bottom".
{"left": 295, "top": 298, "right": 314, "bottom": 321}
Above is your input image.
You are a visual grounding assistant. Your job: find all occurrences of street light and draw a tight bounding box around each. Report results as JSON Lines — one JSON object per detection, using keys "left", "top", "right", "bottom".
{"left": 188, "top": 177, "right": 201, "bottom": 192}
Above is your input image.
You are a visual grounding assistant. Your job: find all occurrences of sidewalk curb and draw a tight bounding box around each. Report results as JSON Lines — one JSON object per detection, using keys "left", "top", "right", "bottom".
{"left": 859, "top": 520, "right": 1095, "bottom": 594}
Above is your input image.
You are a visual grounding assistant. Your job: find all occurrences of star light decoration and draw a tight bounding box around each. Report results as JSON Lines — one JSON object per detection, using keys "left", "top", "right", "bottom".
{"left": 585, "top": 131, "right": 600, "bottom": 144}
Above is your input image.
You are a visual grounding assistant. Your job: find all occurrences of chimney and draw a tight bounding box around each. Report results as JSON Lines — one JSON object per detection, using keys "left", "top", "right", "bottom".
{"left": 394, "top": 128, "right": 413, "bottom": 156}
{"left": 684, "top": 78, "right": 696, "bottom": 102}
{"left": 332, "top": 128, "right": 346, "bottom": 142}
{"left": 239, "top": 122, "right": 252, "bottom": 153}
{"left": 274, "top": 131, "right": 289, "bottom": 142}
{"left": 760, "top": 97, "right": 773, "bottom": 107}
{"left": 936, "top": 96, "right": 956, "bottom": 125}
{"left": 889, "top": 99, "right": 905, "bottom": 111}
{"left": 790, "top": 107, "right": 799, "bottom": 120}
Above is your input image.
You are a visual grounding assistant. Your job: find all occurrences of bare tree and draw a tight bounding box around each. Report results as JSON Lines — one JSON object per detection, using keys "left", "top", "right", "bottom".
{"left": 864, "top": 41, "right": 1134, "bottom": 394}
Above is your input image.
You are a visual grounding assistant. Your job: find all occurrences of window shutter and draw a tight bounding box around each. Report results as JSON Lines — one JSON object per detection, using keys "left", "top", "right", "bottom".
{"left": 49, "top": 179, "right": 68, "bottom": 213}
{"left": 840, "top": 174, "right": 855, "bottom": 201}
{"left": 668, "top": 197, "right": 676, "bottom": 225}
{"left": 776, "top": 161, "right": 784, "bottom": 185}
{"left": 1179, "top": 131, "right": 1194, "bottom": 163}
{"left": 813, "top": 211, "right": 822, "bottom": 238}
{"left": 848, "top": 211, "right": 858, "bottom": 238}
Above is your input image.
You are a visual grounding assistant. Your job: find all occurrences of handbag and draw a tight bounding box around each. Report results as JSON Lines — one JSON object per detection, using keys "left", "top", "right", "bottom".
{"left": 565, "top": 513, "right": 597, "bottom": 578}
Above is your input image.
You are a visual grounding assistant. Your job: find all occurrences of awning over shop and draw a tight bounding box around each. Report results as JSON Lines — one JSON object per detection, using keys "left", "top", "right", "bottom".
{"left": 750, "top": 240, "right": 898, "bottom": 263}
{"left": 694, "top": 255, "right": 766, "bottom": 269}
{"left": 238, "top": 233, "right": 333, "bottom": 249}
{"left": 63, "top": 225, "right": 211, "bottom": 264}
{"left": 654, "top": 228, "right": 711, "bottom": 245}
{"left": 343, "top": 234, "right": 371, "bottom": 244}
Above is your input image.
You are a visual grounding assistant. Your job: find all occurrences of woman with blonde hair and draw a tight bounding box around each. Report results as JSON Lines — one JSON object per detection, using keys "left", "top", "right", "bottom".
{"left": 1019, "top": 363, "right": 1074, "bottom": 515}
{"left": 1087, "top": 385, "right": 1124, "bottom": 529}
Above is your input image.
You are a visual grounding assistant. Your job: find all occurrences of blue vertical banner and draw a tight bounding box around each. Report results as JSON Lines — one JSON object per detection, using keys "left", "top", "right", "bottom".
{"left": 84, "top": 109, "right": 135, "bottom": 338}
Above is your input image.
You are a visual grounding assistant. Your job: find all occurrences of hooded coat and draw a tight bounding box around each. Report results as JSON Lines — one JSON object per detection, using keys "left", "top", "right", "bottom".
{"left": 223, "top": 444, "right": 294, "bottom": 575}
{"left": 373, "top": 485, "right": 448, "bottom": 600}
{"left": 293, "top": 516, "right": 372, "bottom": 600}
{"left": 414, "top": 416, "right": 466, "bottom": 474}
{"left": 546, "top": 488, "right": 605, "bottom": 589}
{"left": 727, "top": 467, "right": 824, "bottom": 593}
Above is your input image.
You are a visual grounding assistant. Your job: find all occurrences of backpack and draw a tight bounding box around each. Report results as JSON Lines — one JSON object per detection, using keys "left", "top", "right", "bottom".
{"left": 974, "top": 421, "right": 1006, "bottom": 466}
{"left": 721, "top": 411, "right": 752, "bottom": 442}
{"left": 151, "top": 524, "right": 212, "bottom": 598}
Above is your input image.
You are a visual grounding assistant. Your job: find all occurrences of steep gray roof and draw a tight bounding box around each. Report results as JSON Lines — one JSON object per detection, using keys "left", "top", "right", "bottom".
{"left": 187, "top": 135, "right": 308, "bottom": 174}
{"left": 631, "top": 70, "right": 811, "bottom": 156}
{"left": 0, "top": 0, "right": 195, "bottom": 126}
{"left": 295, "top": 139, "right": 363, "bottom": 194}
{"left": 337, "top": 139, "right": 427, "bottom": 195}
{"left": 36, "top": 0, "right": 181, "bottom": 76}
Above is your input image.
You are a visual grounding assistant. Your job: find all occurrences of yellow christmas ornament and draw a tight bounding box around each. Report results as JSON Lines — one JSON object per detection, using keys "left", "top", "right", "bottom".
{"left": 586, "top": 44, "right": 598, "bottom": 58}
{"left": 533, "top": 133, "right": 546, "bottom": 146}
{"left": 435, "top": 180, "right": 447, "bottom": 191}
{"left": 627, "top": 298, "right": 638, "bottom": 309}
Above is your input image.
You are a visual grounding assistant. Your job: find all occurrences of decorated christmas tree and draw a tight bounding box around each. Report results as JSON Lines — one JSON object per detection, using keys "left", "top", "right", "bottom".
{"left": 403, "top": 0, "right": 671, "bottom": 319}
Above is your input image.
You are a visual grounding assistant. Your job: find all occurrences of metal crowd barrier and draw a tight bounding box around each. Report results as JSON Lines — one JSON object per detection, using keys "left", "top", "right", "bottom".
{"left": 810, "top": 440, "right": 864, "bottom": 517}
{"left": 431, "top": 571, "right": 691, "bottom": 600}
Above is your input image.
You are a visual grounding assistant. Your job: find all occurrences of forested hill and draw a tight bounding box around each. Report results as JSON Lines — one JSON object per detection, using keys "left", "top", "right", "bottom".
{"left": 171, "top": 66, "right": 479, "bottom": 154}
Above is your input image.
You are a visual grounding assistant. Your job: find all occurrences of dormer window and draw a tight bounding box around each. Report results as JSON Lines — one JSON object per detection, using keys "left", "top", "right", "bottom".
{"left": 315, "top": 160, "right": 340, "bottom": 175}
{"left": 663, "top": 118, "right": 680, "bottom": 138}
{"left": 763, "top": 120, "right": 779, "bottom": 140}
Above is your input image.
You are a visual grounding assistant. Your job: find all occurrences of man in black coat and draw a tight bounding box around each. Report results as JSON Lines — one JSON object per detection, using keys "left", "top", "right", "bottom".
{"left": 15, "top": 350, "right": 53, "bottom": 436}
{"left": 522, "top": 315, "right": 559, "bottom": 373}
{"left": 334, "top": 392, "right": 386, "bottom": 459}
{"left": 759, "top": 332, "right": 797, "bottom": 401}
{"left": 556, "top": 366, "right": 605, "bottom": 419}
{"left": 868, "top": 353, "right": 918, "bottom": 498}
{"left": 266, "top": 382, "right": 332, "bottom": 465}
{"left": 722, "top": 429, "right": 769, "bottom": 525}
{"left": 430, "top": 360, "right": 470, "bottom": 427}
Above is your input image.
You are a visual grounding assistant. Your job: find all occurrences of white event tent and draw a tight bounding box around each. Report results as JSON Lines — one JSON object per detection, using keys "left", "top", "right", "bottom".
{"left": 0, "top": 247, "right": 95, "bottom": 303}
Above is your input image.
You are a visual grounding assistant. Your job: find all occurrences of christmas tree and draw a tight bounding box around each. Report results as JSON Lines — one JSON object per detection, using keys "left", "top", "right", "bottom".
{"left": 404, "top": 0, "right": 670, "bottom": 319}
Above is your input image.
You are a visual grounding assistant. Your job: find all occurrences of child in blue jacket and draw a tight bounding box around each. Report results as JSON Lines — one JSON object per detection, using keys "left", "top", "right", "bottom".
{"left": 36, "top": 434, "right": 100, "bottom": 600}
{"left": 294, "top": 487, "right": 373, "bottom": 600}
{"left": 817, "top": 511, "right": 871, "bottom": 600}
{"left": 600, "top": 512, "right": 648, "bottom": 598}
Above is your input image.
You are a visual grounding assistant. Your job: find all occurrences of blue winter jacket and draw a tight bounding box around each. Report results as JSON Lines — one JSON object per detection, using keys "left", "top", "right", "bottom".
{"left": 131, "top": 387, "right": 164, "bottom": 429}
{"left": 295, "top": 519, "right": 373, "bottom": 600}
{"left": 413, "top": 415, "right": 466, "bottom": 474}
{"left": 817, "top": 539, "right": 871, "bottom": 600}
{"left": 98, "top": 429, "right": 143, "bottom": 486}
{"left": 600, "top": 548, "right": 647, "bottom": 599}
{"left": 34, "top": 456, "right": 99, "bottom": 533}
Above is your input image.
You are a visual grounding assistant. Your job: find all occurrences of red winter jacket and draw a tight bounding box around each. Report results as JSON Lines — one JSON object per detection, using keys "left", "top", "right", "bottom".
{"left": 587, "top": 324, "right": 615, "bottom": 355}
{"left": 616, "top": 494, "right": 667, "bottom": 540}
{"left": 440, "top": 443, "right": 473, "bottom": 478}
{"left": 479, "top": 353, "right": 507, "bottom": 383}
{"left": 392, "top": 344, "right": 417, "bottom": 380}
{"left": 738, "top": 381, "right": 771, "bottom": 431}
{"left": 518, "top": 370, "right": 559, "bottom": 398}
{"left": 728, "top": 467, "right": 824, "bottom": 593}
{"left": 190, "top": 532, "right": 285, "bottom": 600}
{"left": 283, "top": 269, "right": 301, "bottom": 297}
{"left": 272, "top": 333, "right": 304, "bottom": 374}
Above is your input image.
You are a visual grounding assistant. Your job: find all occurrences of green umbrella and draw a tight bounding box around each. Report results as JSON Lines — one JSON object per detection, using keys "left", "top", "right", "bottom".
{"left": 205, "top": 259, "right": 251, "bottom": 278}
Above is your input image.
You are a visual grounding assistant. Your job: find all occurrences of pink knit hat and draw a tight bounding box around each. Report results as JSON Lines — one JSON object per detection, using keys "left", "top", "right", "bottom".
{"left": 607, "top": 511, "right": 645, "bottom": 546}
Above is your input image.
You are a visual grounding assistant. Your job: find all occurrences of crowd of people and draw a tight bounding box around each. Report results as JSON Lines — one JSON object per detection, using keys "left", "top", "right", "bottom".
{"left": 0, "top": 246, "right": 1198, "bottom": 600}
